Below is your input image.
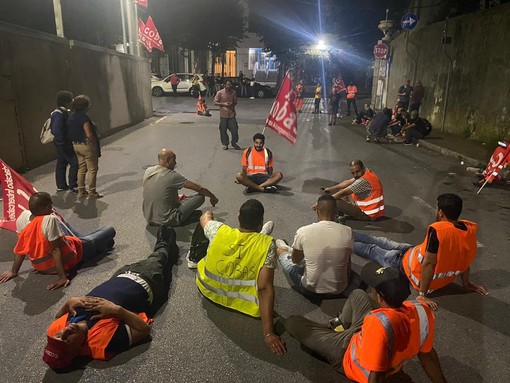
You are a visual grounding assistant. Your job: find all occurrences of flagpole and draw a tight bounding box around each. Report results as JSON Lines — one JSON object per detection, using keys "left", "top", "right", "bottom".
{"left": 52, "top": 0, "right": 65, "bottom": 37}
{"left": 120, "top": 0, "right": 128, "bottom": 53}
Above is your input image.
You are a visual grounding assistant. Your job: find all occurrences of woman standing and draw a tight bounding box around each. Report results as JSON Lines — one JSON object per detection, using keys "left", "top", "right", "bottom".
{"left": 67, "top": 95, "right": 102, "bottom": 199}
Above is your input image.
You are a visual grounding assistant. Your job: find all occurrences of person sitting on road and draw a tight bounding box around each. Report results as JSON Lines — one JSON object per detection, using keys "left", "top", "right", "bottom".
{"left": 195, "top": 199, "right": 287, "bottom": 356}
{"left": 235, "top": 133, "right": 283, "bottom": 194}
{"left": 320, "top": 160, "right": 384, "bottom": 222}
{"left": 142, "top": 149, "right": 219, "bottom": 227}
{"left": 353, "top": 103, "right": 374, "bottom": 125}
{"left": 42, "top": 225, "right": 178, "bottom": 370}
{"left": 196, "top": 95, "right": 211, "bottom": 116}
{"left": 284, "top": 262, "right": 447, "bottom": 383}
{"left": 386, "top": 106, "right": 406, "bottom": 136}
{"left": 277, "top": 194, "right": 353, "bottom": 297}
{"left": 0, "top": 192, "right": 116, "bottom": 290}
{"left": 354, "top": 193, "right": 488, "bottom": 310}
{"left": 399, "top": 110, "right": 432, "bottom": 145}
{"left": 366, "top": 108, "right": 392, "bottom": 143}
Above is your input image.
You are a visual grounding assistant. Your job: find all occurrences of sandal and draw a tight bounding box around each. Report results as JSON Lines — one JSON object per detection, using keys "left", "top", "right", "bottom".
{"left": 88, "top": 191, "right": 104, "bottom": 199}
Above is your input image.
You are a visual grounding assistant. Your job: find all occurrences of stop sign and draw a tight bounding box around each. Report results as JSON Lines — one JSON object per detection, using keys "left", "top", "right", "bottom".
{"left": 373, "top": 44, "right": 389, "bottom": 58}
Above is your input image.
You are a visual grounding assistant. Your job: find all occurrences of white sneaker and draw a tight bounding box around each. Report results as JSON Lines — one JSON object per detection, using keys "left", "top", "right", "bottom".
{"left": 186, "top": 250, "right": 198, "bottom": 269}
{"left": 275, "top": 239, "right": 292, "bottom": 252}
{"left": 260, "top": 221, "right": 274, "bottom": 235}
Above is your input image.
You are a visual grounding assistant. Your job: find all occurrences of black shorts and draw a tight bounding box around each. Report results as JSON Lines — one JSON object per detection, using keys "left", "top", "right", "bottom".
{"left": 248, "top": 173, "right": 270, "bottom": 185}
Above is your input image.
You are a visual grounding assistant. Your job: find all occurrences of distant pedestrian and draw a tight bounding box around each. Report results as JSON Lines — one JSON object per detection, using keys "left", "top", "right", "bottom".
{"left": 51, "top": 90, "right": 78, "bottom": 193}
{"left": 239, "top": 70, "right": 248, "bottom": 98}
{"left": 67, "top": 95, "right": 102, "bottom": 199}
{"left": 313, "top": 82, "right": 322, "bottom": 114}
{"left": 169, "top": 73, "right": 180, "bottom": 96}
{"left": 410, "top": 80, "right": 425, "bottom": 112}
{"left": 249, "top": 78, "right": 256, "bottom": 99}
{"left": 294, "top": 81, "right": 304, "bottom": 112}
{"left": 328, "top": 87, "right": 341, "bottom": 125}
{"left": 191, "top": 74, "right": 201, "bottom": 96}
{"left": 397, "top": 79, "right": 413, "bottom": 111}
{"left": 215, "top": 73, "right": 222, "bottom": 93}
{"left": 346, "top": 81, "right": 358, "bottom": 116}
{"left": 214, "top": 79, "right": 241, "bottom": 150}
{"left": 207, "top": 73, "right": 215, "bottom": 97}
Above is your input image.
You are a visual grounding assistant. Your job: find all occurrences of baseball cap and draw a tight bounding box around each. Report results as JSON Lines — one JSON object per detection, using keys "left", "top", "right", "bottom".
{"left": 43, "top": 336, "right": 74, "bottom": 370}
{"left": 361, "top": 262, "right": 410, "bottom": 307}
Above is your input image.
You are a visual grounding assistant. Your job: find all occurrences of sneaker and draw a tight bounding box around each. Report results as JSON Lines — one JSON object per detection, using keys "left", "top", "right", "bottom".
{"left": 260, "top": 221, "right": 274, "bottom": 235}
{"left": 56, "top": 187, "right": 68, "bottom": 192}
{"left": 249, "top": 97, "right": 255, "bottom": 99}
{"left": 244, "top": 186, "right": 257, "bottom": 194}
{"left": 88, "top": 191, "right": 104, "bottom": 199}
{"left": 231, "top": 143, "right": 241, "bottom": 150}
{"left": 336, "top": 215, "right": 347, "bottom": 224}
{"left": 186, "top": 250, "right": 198, "bottom": 269}
{"left": 275, "top": 239, "right": 291, "bottom": 252}
{"left": 264, "top": 186, "right": 278, "bottom": 193}
{"left": 222, "top": 145, "right": 228, "bottom": 150}
{"left": 77, "top": 189, "right": 87, "bottom": 198}
{"left": 365, "top": 136, "right": 370, "bottom": 142}
{"left": 69, "top": 188, "right": 79, "bottom": 194}
{"left": 404, "top": 142, "right": 413, "bottom": 146}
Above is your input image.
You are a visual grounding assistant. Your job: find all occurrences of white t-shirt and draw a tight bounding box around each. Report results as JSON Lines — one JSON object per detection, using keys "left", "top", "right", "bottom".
{"left": 292, "top": 220, "right": 353, "bottom": 294}
{"left": 16, "top": 210, "right": 64, "bottom": 241}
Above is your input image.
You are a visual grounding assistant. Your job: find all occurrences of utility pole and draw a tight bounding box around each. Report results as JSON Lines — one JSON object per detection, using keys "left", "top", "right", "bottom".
{"left": 52, "top": 0, "right": 65, "bottom": 37}
{"left": 120, "top": 0, "right": 128, "bottom": 53}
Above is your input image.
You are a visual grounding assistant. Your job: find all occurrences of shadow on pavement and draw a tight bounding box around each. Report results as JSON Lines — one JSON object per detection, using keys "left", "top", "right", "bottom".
{"left": 11, "top": 272, "right": 65, "bottom": 315}
{"left": 72, "top": 198, "right": 108, "bottom": 219}
{"left": 302, "top": 178, "right": 338, "bottom": 194}
{"left": 430, "top": 283, "right": 510, "bottom": 336}
{"left": 347, "top": 212, "right": 415, "bottom": 234}
{"left": 0, "top": 229, "right": 18, "bottom": 261}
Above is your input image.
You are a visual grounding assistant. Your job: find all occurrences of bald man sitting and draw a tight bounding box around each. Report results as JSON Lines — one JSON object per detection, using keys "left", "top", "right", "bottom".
{"left": 143, "top": 149, "right": 219, "bottom": 227}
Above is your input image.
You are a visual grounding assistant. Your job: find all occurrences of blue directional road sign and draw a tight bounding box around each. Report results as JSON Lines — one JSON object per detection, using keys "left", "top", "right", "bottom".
{"left": 401, "top": 13, "right": 419, "bottom": 30}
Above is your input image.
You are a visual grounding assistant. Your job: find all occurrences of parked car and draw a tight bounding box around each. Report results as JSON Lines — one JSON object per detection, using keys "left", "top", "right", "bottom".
{"left": 221, "top": 77, "right": 273, "bottom": 98}
{"left": 151, "top": 73, "right": 163, "bottom": 82}
{"left": 151, "top": 73, "right": 206, "bottom": 97}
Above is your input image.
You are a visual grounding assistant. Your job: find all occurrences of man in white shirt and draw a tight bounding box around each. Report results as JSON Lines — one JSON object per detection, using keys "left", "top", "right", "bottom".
{"left": 277, "top": 194, "right": 353, "bottom": 296}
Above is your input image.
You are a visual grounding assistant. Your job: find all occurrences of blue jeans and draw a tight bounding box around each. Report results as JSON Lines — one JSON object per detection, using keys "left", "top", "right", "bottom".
{"left": 80, "top": 226, "right": 116, "bottom": 261}
{"left": 278, "top": 251, "right": 305, "bottom": 288}
{"left": 353, "top": 231, "right": 412, "bottom": 270}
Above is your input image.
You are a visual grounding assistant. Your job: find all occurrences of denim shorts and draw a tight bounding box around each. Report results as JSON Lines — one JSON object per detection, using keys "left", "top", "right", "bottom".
{"left": 248, "top": 173, "right": 270, "bottom": 185}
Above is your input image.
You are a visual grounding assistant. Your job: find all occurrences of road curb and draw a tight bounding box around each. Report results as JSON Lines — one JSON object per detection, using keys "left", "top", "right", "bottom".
{"left": 417, "top": 139, "right": 485, "bottom": 168}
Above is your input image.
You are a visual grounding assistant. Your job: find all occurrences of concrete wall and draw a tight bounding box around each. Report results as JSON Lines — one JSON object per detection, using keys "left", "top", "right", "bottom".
{"left": 387, "top": 4, "right": 510, "bottom": 143}
{"left": 0, "top": 22, "right": 152, "bottom": 170}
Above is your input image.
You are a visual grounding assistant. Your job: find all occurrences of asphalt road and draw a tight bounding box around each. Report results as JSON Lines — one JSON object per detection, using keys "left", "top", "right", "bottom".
{"left": 0, "top": 95, "right": 509, "bottom": 383}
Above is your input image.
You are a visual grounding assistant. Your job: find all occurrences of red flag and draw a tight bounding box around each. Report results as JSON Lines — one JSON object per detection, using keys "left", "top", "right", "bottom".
{"left": 483, "top": 142, "right": 510, "bottom": 183}
{"left": 334, "top": 76, "right": 346, "bottom": 92}
{"left": 0, "top": 159, "right": 38, "bottom": 231}
{"left": 138, "top": 16, "right": 164, "bottom": 52}
{"left": 265, "top": 73, "right": 298, "bottom": 144}
{"left": 135, "top": 0, "right": 148, "bottom": 7}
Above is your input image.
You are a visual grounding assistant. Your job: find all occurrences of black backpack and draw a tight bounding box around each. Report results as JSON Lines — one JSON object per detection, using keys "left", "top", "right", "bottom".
{"left": 188, "top": 224, "right": 209, "bottom": 263}
{"left": 418, "top": 118, "right": 432, "bottom": 137}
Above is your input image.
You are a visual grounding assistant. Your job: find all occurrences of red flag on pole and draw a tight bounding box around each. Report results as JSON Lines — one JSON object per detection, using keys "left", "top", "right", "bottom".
{"left": 334, "top": 76, "right": 346, "bottom": 92}
{"left": 138, "top": 16, "right": 164, "bottom": 52}
{"left": 135, "top": 0, "right": 148, "bottom": 7}
{"left": 0, "top": 159, "right": 38, "bottom": 232}
{"left": 483, "top": 142, "right": 510, "bottom": 183}
{"left": 265, "top": 73, "right": 298, "bottom": 144}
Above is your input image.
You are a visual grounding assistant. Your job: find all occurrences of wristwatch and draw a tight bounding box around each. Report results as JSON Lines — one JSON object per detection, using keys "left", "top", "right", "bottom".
{"left": 418, "top": 292, "right": 426, "bottom": 297}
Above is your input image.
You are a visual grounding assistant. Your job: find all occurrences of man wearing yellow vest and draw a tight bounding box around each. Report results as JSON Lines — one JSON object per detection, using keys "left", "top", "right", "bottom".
{"left": 235, "top": 133, "right": 283, "bottom": 193}
{"left": 0, "top": 192, "right": 115, "bottom": 290}
{"left": 354, "top": 193, "right": 488, "bottom": 310}
{"left": 320, "top": 160, "right": 384, "bottom": 222}
{"left": 196, "top": 199, "right": 287, "bottom": 355}
{"left": 284, "top": 263, "right": 447, "bottom": 382}
{"left": 346, "top": 80, "right": 358, "bottom": 117}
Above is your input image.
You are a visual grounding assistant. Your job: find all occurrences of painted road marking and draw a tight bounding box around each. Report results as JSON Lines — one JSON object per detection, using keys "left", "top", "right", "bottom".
{"left": 155, "top": 116, "right": 167, "bottom": 124}
{"left": 412, "top": 196, "right": 486, "bottom": 248}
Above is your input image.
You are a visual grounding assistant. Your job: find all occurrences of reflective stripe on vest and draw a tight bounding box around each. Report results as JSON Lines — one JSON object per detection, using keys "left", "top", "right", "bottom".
{"left": 247, "top": 148, "right": 269, "bottom": 173}
{"left": 352, "top": 170, "right": 384, "bottom": 218}
{"left": 195, "top": 225, "right": 272, "bottom": 317}
{"left": 350, "top": 342, "right": 370, "bottom": 379}
{"left": 408, "top": 301, "right": 429, "bottom": 347}
{"left": 405, "top": 245, "right": 463, "bottom": 293}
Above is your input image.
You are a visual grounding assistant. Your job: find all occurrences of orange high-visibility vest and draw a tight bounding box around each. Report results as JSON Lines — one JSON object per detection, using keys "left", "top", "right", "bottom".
{"left": 197, "top": 100, "right": 206, "bottom": 112}
{"left": 47, "top": 311, "right": 151, "bottom": 360}
{"left": 402, "top": 220, "right": 477, "bottom": 292}
{"left": 347, "top": 85, "right": 358, "bottom": 99}
{"left": 343, "top": 300, "right": 435, "bottom": 382}
{"left": 351, "top": 170, "right": 384, "bottom": 218}
{"left": 13, "top": 216, "right": 83, "bottom": 273}
{"left": 242, "top": 147, "right": 273, "bottom": 175}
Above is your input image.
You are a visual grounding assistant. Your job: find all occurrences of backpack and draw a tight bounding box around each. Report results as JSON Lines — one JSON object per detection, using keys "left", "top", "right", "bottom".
{"left": 419, "top": 118, "right": 432, "bottom": 137}
{"left": 40, "top": 109, "right": 62, "bottom": 144}
{"left": 188, "top": 223, "right": 209, "bottom": 263}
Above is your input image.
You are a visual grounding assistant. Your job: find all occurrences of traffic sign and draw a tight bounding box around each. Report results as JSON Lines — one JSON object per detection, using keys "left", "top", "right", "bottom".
{"left": 373, "top": 44, "right": 389, "bottom": 59}
{"left": 401, "top": 13, "right": 418, "bottom": 30}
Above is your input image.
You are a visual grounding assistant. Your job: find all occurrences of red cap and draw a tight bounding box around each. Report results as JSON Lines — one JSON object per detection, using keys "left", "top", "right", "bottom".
{"left": 43, "top": 336, "right": 74, "bottom": 369}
